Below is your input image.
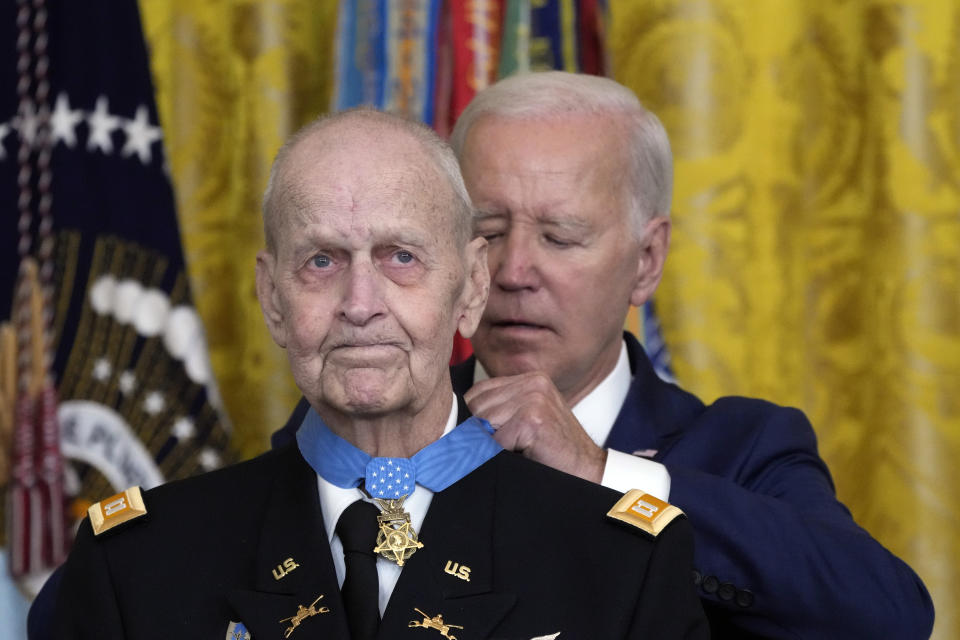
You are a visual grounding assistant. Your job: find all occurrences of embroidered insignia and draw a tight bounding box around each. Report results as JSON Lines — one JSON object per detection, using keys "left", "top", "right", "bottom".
{"left": 225, "top": 621, "right": 251, "bottom": 640}
{"left": 606, "top": 489, "right": 684, "bottom": 537}
{"left": 408, "top": 608, "right": 464, "bottom": 639}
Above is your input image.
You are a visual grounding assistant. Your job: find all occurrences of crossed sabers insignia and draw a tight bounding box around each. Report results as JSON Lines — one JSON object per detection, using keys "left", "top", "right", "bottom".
{"left": 409, "top": 608, "right": 464, "bottom": 639}
{"left": 279, "top": 595, "right": 330, "bottom": 638}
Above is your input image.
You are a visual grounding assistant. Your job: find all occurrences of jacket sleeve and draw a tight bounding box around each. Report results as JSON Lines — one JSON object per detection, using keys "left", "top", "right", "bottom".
{"left": 664, "top": 401, "right": 934, "bottom": 639}
{"left": 627, "top": 515, "right": 710, "bottom": 639}
{"left": 51, "top": 518, "right": 126, "bottom": 639}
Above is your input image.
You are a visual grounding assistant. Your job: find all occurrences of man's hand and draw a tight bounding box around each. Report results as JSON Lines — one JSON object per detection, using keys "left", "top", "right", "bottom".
{"left": 464, "top": 371, "right": 607, "bottom": 483}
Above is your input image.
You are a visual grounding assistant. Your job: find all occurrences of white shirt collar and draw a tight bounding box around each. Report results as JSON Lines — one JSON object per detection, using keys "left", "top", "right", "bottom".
{"left": 571, "top": 341, "right": 631, "bottom": 446}
{"left": 312, "top": 394, "right": 460, "bottom": 615}
{"left": 474, "top": 339, "right": 631, "bottom": 447}
{"left": 316, "top": 393, "right": 460, "bottom": 545}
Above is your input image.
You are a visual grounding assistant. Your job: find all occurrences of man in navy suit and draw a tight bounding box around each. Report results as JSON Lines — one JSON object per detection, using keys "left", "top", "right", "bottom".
{"left": 440, "top": 71, "right": 934, "bottom": 639}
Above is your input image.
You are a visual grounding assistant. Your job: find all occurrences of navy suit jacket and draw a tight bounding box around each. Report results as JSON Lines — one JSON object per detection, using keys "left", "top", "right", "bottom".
{"left": 447, "top": 333, "right": 934, "bottom": 639}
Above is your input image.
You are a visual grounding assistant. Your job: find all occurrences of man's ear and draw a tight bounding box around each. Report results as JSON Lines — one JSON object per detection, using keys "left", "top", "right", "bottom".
{"left": 255, "top": 250, "right": 288, "bottom": 348}
{"left": 629, "top": 215, "right": 671, "bottom": 307}
{"left": 456, "top": 237, "right": 490, "bottom": 339}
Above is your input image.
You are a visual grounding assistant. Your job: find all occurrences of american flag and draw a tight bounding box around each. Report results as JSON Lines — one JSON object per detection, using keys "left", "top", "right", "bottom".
{"left": 0, "top": 1, "right": 234, "bottom": 631}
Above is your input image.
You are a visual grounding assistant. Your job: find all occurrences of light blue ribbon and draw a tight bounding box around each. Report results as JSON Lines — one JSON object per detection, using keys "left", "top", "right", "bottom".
{"left": 296, "top": 407, "right": 502, "bottom": 499}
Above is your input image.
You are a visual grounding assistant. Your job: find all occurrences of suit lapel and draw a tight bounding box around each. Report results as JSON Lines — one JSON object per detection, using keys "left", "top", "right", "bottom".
{"left": 605, "top": 332, "right": 705, "bottom": 459}
{"left": 228, "top": 445, "right": 351, "bottom": 640}
{"left": 379, "top": 454, "right": 516, "bottom": 639}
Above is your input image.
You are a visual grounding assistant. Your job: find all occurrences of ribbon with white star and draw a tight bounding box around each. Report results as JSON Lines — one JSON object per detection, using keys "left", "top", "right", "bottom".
{"left": 296, "top": 407, "right": 502, "bottom": 499}
{"left": 365, "top": 457, "right": 416, "bottom": 499}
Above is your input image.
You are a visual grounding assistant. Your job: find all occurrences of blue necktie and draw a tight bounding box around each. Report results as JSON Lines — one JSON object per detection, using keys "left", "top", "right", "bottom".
{"left": 296, "top": 407, "right": 502, "bottom": 499}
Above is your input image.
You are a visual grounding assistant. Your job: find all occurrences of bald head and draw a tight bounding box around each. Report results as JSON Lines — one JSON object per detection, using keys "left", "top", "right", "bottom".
{"left": 254, "top": 107, "right": 490, "bottom": 430}
{"left": 263, "top": 108, "right": 474, "bottom": 253}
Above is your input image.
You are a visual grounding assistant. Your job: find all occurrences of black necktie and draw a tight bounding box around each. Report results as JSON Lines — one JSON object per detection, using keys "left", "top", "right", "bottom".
{"left": 336, "top": 500, "right": 381, "bottom": 640}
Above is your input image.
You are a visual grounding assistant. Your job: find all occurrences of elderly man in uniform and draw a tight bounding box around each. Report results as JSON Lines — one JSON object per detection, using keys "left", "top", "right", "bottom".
{"left": 438, "top": 72, "right": 934, "bottom": 639}
{"left": 50, "top": 108, "right": 708, "bottom": 639}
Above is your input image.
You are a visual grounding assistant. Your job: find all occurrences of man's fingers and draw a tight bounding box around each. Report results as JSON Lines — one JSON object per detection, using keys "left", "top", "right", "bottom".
{"left": 491, "top": 419, "right": 525, "bottom": 453}
{"left": 465, "top": 385, "right": 517, "bottom": 418}
{"left": 471, "top": 395, "right": 524, "bottom": 433}
{"left": 465, "top": 371, "right": 605, "bottom": 482}
{"left": 465, "top": 370, "right": 556, "bottom": 410}
{"left": 465, "top": 380, "right": 530, "bottom": 419}
{"left": 463, "top": 372, "right": 527, "bottom": 403}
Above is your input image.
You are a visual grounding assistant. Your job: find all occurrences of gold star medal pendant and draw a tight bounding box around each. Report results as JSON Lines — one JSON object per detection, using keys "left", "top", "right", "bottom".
{"left": 365, "top": 458, "right": 423, "bottom": 566}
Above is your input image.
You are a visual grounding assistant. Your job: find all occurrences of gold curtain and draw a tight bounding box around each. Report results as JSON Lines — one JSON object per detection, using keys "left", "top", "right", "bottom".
{"left": 139, "top": 1, "right": 338, "bottom": 456}
{"left": 611, "top": 1, "right": 958, "bottom": 637}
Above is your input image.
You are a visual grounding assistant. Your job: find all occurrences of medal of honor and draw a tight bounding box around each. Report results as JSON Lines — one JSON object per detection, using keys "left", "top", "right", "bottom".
{"left": 372, "top": 496, "right": 424, "bottom": 566}
{"left": 297, "top": 413, "right": 502, "bottom": 569}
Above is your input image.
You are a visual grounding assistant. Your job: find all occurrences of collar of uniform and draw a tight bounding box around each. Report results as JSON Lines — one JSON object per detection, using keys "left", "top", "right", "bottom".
{"left": 228, "top": 445, "right": 351, "bottom": 640}
{"left": 473, "top": 339, "right": 632, "bottom": 446}
{"left": 315, "top": 393, "right": 461, "bottom": 545}
{"left": 379, "top": 451, "right": 516, "bottom": 637}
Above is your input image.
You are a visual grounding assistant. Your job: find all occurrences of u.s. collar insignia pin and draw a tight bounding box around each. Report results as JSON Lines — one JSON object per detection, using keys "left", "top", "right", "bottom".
{"left": 272, "top": 556, "right": 299, "bottom": 581}
{"left": 225, "top": 621, "right": 251, "bottom": 640}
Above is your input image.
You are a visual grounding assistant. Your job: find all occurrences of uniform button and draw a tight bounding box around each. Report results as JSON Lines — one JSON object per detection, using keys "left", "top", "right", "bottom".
{"left": 692, "top": 570, "right": 703, "bottom": 586}
{"left": 717, "top": 582, "right": 736, "bottom": 601}
{"left": 735, "top": 589, "right": 755, "bottom": 608}
{"left": 701, "top": 575, "right": 719, "bottom": 594}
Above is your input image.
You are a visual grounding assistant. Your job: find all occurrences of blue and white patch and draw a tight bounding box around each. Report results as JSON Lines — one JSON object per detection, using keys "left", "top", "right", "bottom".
{"left": 225, "top": 621, "right": 251, "bottom": 640}
{"left": 366, "top": 457, "right": 416, "bottom": 498}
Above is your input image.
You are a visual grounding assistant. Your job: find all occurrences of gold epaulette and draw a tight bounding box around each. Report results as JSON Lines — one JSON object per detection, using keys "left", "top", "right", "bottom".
{"left": 606, "top": 489, "right": 684, "bottom": 537}
{"left": 87, "top": 487, "right": 148, "bottom": 536}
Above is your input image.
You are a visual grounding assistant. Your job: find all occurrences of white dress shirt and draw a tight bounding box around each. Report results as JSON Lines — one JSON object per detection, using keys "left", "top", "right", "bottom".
{"left": 475, "top": 340, "right": 671, "bottom": 500}
{"left": 314, "top": 394, "right": 459, "bottom": 616}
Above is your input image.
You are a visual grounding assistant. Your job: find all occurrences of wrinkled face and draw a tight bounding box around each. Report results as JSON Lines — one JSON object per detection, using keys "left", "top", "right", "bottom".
{"left": 257, "top": 125, "right": 487, "bottom": 420}
{"left": 460, "top": 114, "right": 649, "bottom": 404}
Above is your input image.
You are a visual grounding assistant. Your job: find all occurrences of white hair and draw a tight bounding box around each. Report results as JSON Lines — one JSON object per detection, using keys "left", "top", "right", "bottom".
{"left": 263, "top": 107, "right": 474, "bottom": 250}
{"left": 450, "top": 71, "right": 672, "bottom": 234}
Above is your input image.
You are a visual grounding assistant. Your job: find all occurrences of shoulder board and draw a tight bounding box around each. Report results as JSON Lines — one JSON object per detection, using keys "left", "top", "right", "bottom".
{"left": 606, "top": 489, "right": 684, "bottom": 538}
{"left": 88, "top": 487, "right": 148, "bottom": 536}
